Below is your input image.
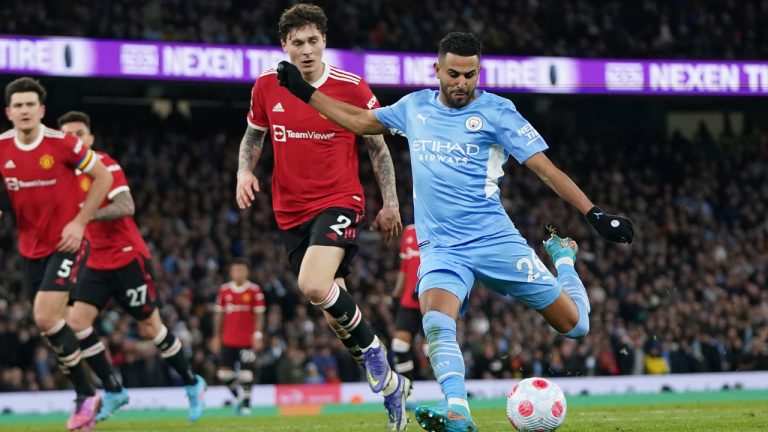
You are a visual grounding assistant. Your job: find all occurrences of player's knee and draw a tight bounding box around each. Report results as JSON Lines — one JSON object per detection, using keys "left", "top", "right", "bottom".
{"left": 422, "top": 310, "right": 455, "bottom": 338}
{"left": 35, "top": 313, "right": 61, "bottom": 333}
{"left": 563, "top": 313, "right": 590, "bottom": 339}
{"left": 137, "top": 319, "right": 161, "bottom": 340}
{"left": 66, "top": 315, "right": 88, "bottom": 333}
{"left": 298, "top": 277, "right": 334, "bottom": 304}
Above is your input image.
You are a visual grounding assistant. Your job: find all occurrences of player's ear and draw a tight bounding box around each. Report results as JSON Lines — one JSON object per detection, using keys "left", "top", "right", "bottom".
{"left": 4, "top": 107, "right": 10, "bottom": 121}
{"left": 433, "top": 61, "right": 440, "bottom": 78}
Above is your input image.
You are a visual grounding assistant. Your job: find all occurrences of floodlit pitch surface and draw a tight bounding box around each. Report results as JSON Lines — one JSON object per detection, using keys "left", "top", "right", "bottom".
{"left": 1, "top": 390, "right": 765, "bottom": 431}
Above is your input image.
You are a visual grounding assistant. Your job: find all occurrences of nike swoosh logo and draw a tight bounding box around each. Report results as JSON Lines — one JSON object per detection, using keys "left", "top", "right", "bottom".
{"left": 448, "top": 411, "right": 466, "bottom": 420}
{"left": 367, "top": 371, "right": 380, "bottom": 387}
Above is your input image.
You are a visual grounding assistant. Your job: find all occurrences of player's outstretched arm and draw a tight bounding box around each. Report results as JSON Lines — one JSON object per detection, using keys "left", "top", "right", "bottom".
{"left": 236, "top": 127, "right": 266, "bottom": 209}
{"left": 277, "top": 61, "right": 388, "bottom": 136}
{"left": 524, "top": 152, "right": 635, "bottom": 244}
{"left": 363, "top": 134, "right": 402, "bottom": 241}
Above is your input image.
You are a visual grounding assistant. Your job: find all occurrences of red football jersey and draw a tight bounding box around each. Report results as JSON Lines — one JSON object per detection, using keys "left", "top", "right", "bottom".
{"left": 79, "top": 152, "right": 151, "bottom": 270}
{"left": 214, "top": 281, "right": 266, "bottom": 348}
{"left": 0, "top": 126, "right": 95, "bottom": 259}
{"left": 247, "top": 64, "right": 380, "bottom": 229}
{"left": 399, "top": 225, "right": 421, "bottom": 310}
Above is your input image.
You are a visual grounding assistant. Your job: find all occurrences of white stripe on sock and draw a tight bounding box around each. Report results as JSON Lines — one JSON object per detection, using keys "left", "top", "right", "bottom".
{"left": 448, "top": 398, "right": 470, "bottom": 411}
{"left": 81, "top": 341, "right": 106, "bottom": 358}
{"left": 160, "top": 339, "right": 182, "bottom": 358}
{"left": 75, "top": 327, "right": 94, "bottom": 340}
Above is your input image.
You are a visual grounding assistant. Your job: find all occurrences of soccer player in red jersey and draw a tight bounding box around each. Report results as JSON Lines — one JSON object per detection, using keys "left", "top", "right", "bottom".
{"left": 234, "top": 4, "right": 409, "bottom": 429}
{"left": 391, "top": 225, "right": 422, "bottom": 385}
{"left": 58, "top": 111, "right": 207, "bottom": 423}
{"left": 0, "top": 78, "right": 112, "bottom": 431}
{"left": 211, "top": 259, "right": 266, "bottom": 415}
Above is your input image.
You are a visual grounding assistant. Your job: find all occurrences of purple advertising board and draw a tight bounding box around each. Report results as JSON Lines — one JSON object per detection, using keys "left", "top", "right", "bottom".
{"left": 1, "top": 35, "right": 767, "bottom": 96}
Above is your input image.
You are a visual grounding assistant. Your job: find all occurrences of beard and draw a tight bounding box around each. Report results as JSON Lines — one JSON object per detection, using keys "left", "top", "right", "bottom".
{"left": 440, "top": 83, "right": 474, "bottom": 108}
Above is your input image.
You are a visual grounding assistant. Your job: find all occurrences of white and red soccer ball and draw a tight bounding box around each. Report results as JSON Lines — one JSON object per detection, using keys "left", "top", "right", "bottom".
{"left": 506, "top": 377, "right": 567, "bottom": 431}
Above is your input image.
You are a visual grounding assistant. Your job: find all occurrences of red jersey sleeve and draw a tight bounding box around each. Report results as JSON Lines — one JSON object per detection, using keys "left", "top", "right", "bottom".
{"left": 246, "top": 73, "right": 271, "bottom": 130}
{"left": 98, "top": 153, "right": 130, "bottom": 201}
{"left": 252, "top": 284, "right": 266, "bottom": 313}
{"left": 352, "top": 78, "right": 381, "bottom": 111}
{"left": 213, "top": 286, "right": 225, "bottom": 312}
{"left": 399, "top": 230, "right": 410, "bottom": 274}
{"left": 59, "top": 133, "right": 96, "bottom": 173}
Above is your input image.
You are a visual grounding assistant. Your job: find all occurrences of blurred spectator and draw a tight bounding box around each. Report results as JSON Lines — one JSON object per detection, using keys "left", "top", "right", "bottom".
{"left": 0, "top": 103, "right": 766, "bottom": 392}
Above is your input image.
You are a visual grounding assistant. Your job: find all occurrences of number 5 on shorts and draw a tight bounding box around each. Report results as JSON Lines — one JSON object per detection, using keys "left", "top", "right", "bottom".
{"left": 127, "top": 284, "right": 148, "bottom": 307}
{"left": 57, "top": 259, "right": 74, "bottom": 278}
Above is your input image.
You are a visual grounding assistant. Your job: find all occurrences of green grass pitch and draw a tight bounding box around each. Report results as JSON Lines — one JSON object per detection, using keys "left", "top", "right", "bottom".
{"left": 1, "top": 390, "right": 766, "bottom": 431}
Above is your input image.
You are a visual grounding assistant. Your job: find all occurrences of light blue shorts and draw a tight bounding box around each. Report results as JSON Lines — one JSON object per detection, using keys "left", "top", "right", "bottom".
{"left": 417, "top": 230, "right": 562, "bottom": 313}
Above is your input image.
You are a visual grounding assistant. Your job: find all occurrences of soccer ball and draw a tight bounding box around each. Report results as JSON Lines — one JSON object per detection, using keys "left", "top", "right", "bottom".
{"left": 506, "top": 377, "right": 567, "bottom": 431}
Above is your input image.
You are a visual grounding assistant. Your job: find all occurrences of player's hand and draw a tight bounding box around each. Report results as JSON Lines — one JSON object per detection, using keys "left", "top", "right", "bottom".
{"left": 585, "top": 206, "right": 635, "bottom": 244}
{"left": 209, "top": 336, "right": 221, "bottom": 354}
{"left": 277, "top": 61, "right": 316, "bottom": 103}
{"left": 371, "top": 206, "right": 402, "bottom": 242}
{"left": 236, "top": 170, "right": 260, "bottom": 209}
{"left": 57, "top": 220, "right": 85, "bottom": 253}
{"left": 252, "top": 337, "right": 264, "bottom": 353}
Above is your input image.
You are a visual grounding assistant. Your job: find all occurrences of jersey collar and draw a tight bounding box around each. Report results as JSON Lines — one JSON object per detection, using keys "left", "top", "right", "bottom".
{"left": 309, "top": 63, "right": 331, "bottom": 88}
{"left": 229, "top": 281, "right": 250, "bottom": 293}
{"left": 14, "top": 126, "right": 45, "bottom": 152}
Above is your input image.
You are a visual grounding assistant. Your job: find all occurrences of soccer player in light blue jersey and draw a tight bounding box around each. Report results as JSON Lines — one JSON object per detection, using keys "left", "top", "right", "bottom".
{"left": 277, "top": 32, "right": 634, "bottom": 432}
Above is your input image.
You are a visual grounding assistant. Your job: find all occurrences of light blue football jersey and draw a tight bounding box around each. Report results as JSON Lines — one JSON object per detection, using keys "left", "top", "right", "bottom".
{"left": 374, "top": 89, "right": 548, "bottom": 247}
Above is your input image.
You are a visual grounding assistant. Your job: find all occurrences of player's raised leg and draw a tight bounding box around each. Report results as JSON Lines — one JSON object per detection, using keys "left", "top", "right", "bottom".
{"left": 137, "top": 309, "right": 206, "bottom": 421}
{"left": 539, "top": 229, "right": 590, "bottom": 339}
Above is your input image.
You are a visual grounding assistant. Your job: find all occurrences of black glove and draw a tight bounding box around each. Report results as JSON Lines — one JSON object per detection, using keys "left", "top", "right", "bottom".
{"left": 585, "top": 206, "right": 635, "bottom": 244}
{"left": 276, "top": 61, "right": 316, "bottom": 103}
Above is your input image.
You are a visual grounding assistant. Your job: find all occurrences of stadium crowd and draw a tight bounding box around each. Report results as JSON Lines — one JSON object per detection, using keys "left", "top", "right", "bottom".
{"left": 1, "top": 108, "right": 767, "bottom": 392}
{"left": 1, "top": 0, "right": 768, "bottom": 395}
{"left": 2, "top": 0, "right": 768, "bottom": 59}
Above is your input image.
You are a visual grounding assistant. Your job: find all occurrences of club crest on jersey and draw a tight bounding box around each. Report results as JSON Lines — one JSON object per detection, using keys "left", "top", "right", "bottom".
{"left": 242, "top": 293, "right": 251, "bottom": 302}
{"left": 465, "top": 116, "right": 483, "bottom": 131}
{"left": 80, "top": 177, "right": 92, "bottom": 192}
{"left": 273, "top": 125, "right": 286, "bottom": 142}
{"left": 39, "top": 154, "right": 55, "bottom": 170}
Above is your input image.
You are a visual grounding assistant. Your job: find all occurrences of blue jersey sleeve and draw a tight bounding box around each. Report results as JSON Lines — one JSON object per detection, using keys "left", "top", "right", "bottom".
{"left": 496, "top": 101, "right": 548, "bottom": 164}
{"left": 374, "top": 93, "right": 413, "bottom": 136}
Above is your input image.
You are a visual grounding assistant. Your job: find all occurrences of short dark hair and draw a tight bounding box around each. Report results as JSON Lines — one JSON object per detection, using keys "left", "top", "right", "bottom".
{"left": 5, "top": 77, "right": 47, "bottom": 106}
{"left": 230, "top": 258, "right": 249, "bottom": 269}
{"left": 57, "top": 111, "right": 91, "bottom": 129}
{"left": 438, "top": 32, "right": 483, "bottom": 58}
{"left": 278, "top": 3, "right": 328, "bottom": 41}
